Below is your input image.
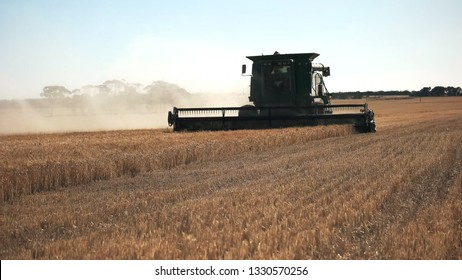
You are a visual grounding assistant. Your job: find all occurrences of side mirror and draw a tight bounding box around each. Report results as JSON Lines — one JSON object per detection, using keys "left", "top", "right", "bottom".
{"left": 241, "top": 64, "right": 246, "bottom": 75}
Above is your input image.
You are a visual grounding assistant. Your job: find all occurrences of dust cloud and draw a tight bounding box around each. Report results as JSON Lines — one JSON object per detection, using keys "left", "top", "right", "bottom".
{"left": 0, "top": 81, "right": 249, "bottom": 135}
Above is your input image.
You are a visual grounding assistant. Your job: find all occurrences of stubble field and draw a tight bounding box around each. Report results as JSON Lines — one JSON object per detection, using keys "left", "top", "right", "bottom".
{"left": 1, "top": 97, "right": 461, "bottom": 259}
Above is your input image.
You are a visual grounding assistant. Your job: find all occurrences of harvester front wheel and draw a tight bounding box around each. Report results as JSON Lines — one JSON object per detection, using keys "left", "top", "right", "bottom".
{"left": 168, "top": 111, "right": 175, "bottom": 127}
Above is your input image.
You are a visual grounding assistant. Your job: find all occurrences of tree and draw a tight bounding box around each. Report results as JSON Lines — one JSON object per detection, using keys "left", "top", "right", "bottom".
{"left": 430, "top": 86, "right": 447, "bottom": 96}
{"left": 40, "top": 86, "right": 71, "bottom": 98}
{"left": 456, "top": 87, "right": 462, "bottom": 96}
{"left": 446, "top": 86, "right": 461, "bottom": 96}
{"left": 97, "top": 84, "right": 111, "bottom": 95}
{"left": 418, "top": 87, "right": 431, "bottom": 97}
{"left": 144, "top": 81, "right": 191, "bottom": 104}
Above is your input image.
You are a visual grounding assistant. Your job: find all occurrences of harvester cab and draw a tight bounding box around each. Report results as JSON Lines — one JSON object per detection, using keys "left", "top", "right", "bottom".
{"left": 244, "top": 52, "right": 331, "bottom": 107}
{"left": 168, "top": 52, "right": 375, "bottom": 132}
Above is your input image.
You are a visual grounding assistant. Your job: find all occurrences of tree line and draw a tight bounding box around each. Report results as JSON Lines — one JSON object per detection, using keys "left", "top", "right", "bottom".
{"left": 331, "top": 86, "right": 461, "bottom": 99}
{"left": 39, "top": 81, "right": 461, "bottom": 101}
{"left": 40, "top": 79, "right": 191, "bottom": 101}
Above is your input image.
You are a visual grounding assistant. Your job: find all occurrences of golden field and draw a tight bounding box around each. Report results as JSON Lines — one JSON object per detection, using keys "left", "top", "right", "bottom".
{"left": 1, "top": 97, "right": 461, "bottom": 259}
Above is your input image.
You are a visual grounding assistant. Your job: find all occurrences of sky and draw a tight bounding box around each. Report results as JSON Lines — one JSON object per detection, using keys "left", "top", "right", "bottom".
{"left": 0, "top": 0, "right": 461, "bottom": 100}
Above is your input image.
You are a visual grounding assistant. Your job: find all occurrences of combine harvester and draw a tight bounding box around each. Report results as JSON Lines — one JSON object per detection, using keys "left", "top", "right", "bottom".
{"left": 168, "top": 52, "right": 375, "bottom": 132}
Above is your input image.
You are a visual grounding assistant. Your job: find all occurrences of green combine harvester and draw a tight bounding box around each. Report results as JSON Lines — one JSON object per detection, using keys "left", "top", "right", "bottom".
{"left": 168, "top": 52, "right": 376, "bottom": 132}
